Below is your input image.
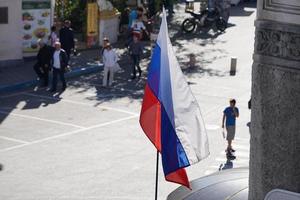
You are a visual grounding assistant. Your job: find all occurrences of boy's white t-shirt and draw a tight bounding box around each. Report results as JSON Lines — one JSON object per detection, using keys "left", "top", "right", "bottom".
{"left": 131, "top": 20, "right": 146, "bottom": 33}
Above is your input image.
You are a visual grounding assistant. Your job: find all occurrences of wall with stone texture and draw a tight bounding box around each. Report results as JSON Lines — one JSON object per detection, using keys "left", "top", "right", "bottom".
{"left": 249, "top": 1, "right": 300, "bottom": 199}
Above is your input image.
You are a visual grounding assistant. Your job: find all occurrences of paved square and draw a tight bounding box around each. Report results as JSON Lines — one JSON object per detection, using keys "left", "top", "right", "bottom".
{"left": 0, "top": 3, "right": 256, "bottom": 200}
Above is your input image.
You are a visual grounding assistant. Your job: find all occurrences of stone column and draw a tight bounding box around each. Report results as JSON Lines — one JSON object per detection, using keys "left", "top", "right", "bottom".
{"left": 249, "top": 1, "right": 300, "bottom": 200}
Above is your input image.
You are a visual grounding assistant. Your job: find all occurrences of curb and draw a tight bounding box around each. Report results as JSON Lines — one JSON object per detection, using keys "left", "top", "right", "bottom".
{"left": 0, "top": 65, "right": 103, "bottom": 94}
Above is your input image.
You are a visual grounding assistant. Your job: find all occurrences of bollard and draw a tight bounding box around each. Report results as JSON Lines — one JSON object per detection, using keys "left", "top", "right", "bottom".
{"left": 189, "top": 53, "right": 196, "bottom": 67}
{"left": 185, "top": 0, "right": 195, "bottom": 12}
{"left": 230, "top": 57, "right": 237, "bottom": 76}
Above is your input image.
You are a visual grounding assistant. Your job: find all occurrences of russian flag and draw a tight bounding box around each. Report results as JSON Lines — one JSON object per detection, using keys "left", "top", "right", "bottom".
{"left": 140, "top": 9, "right": 209, "bottom": 188}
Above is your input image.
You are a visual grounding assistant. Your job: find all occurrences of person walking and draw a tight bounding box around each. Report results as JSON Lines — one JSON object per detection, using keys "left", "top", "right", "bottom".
{"left": 166, "top": 0, "right": 175, "bottom": 14}
{"left": 49, "top": 25, "right": 58, "bottom": 47}
{"left": 33, "top": 39, "right": 54, "bottom": 87}
{"left": 222, "top": 99, "right": 239, "bottom": 154}
{"left": 128, "top": 7, "right": 138, "bottom": 29}
{"left": 216, "top": 0, "right": 231, "bottom": 23}
{"left": 59, "top": 20, "right": 75, "bottom": 60}
{"left": 129, "top": 35, "right": 143, "bottom": 79}
{"left": 102, "top": 43, "right": 118, "bottom": 87}
{"left": 50, "top": 42, "right": 68, "bottom": 92}
{"left": 131, "top": 7, "right": 147, "bottom": 40}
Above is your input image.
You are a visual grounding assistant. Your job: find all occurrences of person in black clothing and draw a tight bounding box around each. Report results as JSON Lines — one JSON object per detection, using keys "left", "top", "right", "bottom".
{"left": 59, "top": 20, "right": 74, "bottom": 60}
{"left": 129, "top": 35, "right": 143, "bottom": 79}
{"left": 33, "top": 39, "right": 54, "bottom": 87}
{"left": 148, "top": 0, "right": 156, "bottom": 17}
{"left": 50, "top": 41, "right": 68, "bottom": 92}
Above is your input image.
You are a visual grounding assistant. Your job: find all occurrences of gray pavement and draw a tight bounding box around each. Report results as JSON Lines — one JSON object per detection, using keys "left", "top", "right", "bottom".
{"left": 0, "top": 2, "right": 256, "bottom": 200}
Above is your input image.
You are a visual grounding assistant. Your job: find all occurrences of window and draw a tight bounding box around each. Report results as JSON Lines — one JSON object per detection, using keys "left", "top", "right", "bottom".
{"left": 0, "top": 7, "right": 8, "bottom": 24}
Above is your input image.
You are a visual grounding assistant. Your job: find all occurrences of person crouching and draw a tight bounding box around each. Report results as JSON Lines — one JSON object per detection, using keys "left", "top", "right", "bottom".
{"left": 33, "top": 39, "right": 54, "bottom": 87}
{"left": 102, "top": 43, "right": 118, "bottom": 87}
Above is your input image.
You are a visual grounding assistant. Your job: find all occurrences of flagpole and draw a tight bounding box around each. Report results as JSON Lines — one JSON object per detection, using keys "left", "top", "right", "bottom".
{"left": 155, "top": 150, "right": 159, "bottom": 200}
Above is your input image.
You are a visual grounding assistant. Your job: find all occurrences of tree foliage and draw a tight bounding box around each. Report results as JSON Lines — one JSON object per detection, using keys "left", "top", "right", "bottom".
{"left": 55, "top": 0, "right": 87, "bottom": 32}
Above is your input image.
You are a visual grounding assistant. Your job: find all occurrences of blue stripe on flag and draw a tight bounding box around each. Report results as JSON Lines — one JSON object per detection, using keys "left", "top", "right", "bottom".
{"left": 147, "top": 43, "right": 161, "bottom": 96}
{"left": 161, "top": 105, "right": 190, "bottom": 175}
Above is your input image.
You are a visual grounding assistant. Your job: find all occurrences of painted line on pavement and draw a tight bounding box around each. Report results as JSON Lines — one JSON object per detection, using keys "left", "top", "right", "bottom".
{"left": 0, "top": 110, "right": 85, "bottom": 129}
{"left": 0, "top": 115, "right": 138, "bottom": 152}
{"left": 89, "top": 82, "right": 141, "bottom": 94}
{"left": 23, "top": 92, "right": 138, "bottom": 116}
{"left": 215, "top": 157, "right": 249, "bottom": 164}
{"left": 231, "top": 144, "right": 250, "bottom": 150}
{"left": 204, "top": 170, "right": 216, "bottom": 175}
{"left": 0, "top": 91, "right": 28, "bottom": 99}
{"left": 0, "top": 136, "right": 29, "bottom": 144}
{"left": 235, "top": 137, "right": 250, "bottom": 142}
{"left": 205, "top": 124, "right": 221, "bottom": 130}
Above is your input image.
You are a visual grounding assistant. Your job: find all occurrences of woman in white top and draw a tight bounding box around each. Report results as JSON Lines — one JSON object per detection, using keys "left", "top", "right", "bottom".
{"left": 49, "top": 26, "right": 58, "bottom": 47}
{"left": 102, "top": 43, "right": 118, "bottom": 87}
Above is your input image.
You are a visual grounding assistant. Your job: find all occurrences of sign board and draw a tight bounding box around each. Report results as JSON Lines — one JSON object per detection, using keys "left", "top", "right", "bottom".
{"left": 87, "top": 2, "right": 98, "bottom": 36}
{"left": 22, "top": 0, "right": 51, "bottom": 52}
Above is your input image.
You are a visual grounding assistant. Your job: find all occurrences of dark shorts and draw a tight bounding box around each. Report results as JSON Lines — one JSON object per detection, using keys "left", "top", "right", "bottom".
{"left": 226, "top": 126, "right": 236, "bottom": 141}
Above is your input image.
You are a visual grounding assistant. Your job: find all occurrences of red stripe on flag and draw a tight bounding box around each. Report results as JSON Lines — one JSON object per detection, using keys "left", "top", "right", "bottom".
{"left": 140, "top": 84, "right": 191, "bottom": 189}
{"left": 166, "top": 168, "right": 191, "bottom": 189}
{"left": 139, "top": 84, "right": 161, "bottom": 151}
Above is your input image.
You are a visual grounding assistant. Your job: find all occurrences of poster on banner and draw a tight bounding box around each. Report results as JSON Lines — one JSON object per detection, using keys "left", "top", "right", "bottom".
{"left": 87, "top": 2, "right": 98, "bottom": 47}
{"left": 22, "top": 0, "right": 51, "bottom": 52}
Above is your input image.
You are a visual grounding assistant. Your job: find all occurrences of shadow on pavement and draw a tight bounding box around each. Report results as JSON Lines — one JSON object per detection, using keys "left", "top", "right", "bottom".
{"left": 230, "top": 2, "right": 256, "bottom": 17}
{"left": 0, "top": 88, "right": 65, "bottom": 125}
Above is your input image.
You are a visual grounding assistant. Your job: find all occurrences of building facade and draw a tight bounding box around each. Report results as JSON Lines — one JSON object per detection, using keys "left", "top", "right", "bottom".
{"left": 0, "top": 0, "right": 53, "bottom": 68}
{"left": 0, "top": 0, "right": 23, "bottom": 67}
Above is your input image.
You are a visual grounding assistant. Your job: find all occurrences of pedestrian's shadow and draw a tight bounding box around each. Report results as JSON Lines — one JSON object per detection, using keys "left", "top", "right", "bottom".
{"left": 219, "top": 159, "right": 233, "bottom": 171}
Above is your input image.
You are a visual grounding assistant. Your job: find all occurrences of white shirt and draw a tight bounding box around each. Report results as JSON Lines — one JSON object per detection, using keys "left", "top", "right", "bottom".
{"left": 131, "top": 20, "right": 146, "bottom": 33}
{"left": 53, "top": 50, "right": 61, "bottom": 69}
{"left": 103, "top": 49, "right": 117, "bottom": 67}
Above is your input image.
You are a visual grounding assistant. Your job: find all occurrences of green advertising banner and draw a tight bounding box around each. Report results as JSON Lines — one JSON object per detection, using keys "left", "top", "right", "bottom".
{"left": 22, "top": 1, "right": 51, "bottom": 10}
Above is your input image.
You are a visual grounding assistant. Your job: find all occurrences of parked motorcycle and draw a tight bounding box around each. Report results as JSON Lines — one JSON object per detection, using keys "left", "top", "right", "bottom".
{"left": 182, "top": 9, "right": 227, "bottom": 33}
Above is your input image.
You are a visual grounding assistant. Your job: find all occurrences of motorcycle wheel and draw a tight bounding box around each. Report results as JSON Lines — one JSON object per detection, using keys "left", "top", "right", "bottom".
{"left": 216, "top": 18, "right": 227, "bottom": 32}
{"left": 182, "top": 18, "right": 196, "bottom": 33}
